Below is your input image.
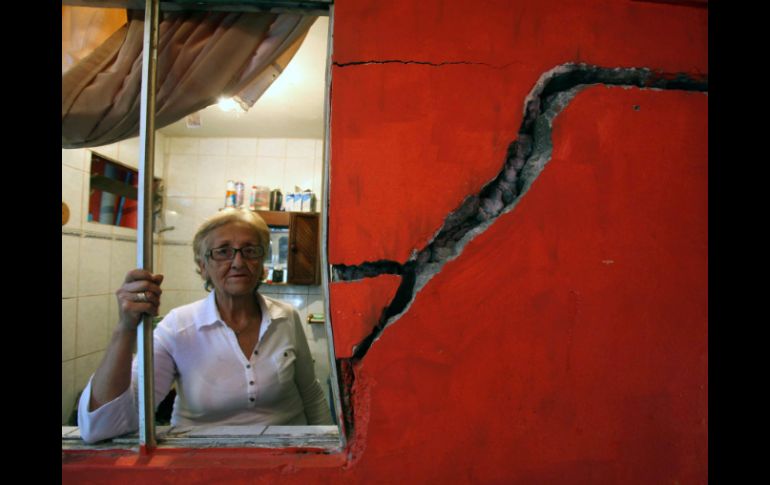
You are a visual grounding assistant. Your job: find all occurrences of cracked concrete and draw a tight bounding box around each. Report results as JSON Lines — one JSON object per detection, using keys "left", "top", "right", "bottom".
{"left": 331, "top": 62, "right": 708, "bottom": 361}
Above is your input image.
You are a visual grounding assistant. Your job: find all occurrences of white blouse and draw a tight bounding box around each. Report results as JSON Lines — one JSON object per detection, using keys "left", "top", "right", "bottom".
{"left": 78, "top": 292, "right": 333, "bottom": 444}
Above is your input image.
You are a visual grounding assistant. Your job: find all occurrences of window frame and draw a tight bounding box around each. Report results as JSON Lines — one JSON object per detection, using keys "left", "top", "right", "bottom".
{"left": 61, "top": 0, "right": 345, "bottom": 455}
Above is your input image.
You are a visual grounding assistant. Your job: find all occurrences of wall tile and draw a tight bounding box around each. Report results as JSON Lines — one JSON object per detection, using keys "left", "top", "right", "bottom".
{"left": 200, "top": 138, "right": 228, "bottom": 156}
{"left": 62, "top": 234, "right": 80, "bottom": 299}
{"left": 92, "top": 143, "right": 118, "bottom": 160}
{"left": 227, "top": 138, "right": 258, "bottom": 157}
{"left": 74, "top": 351, "right": 105, "bottom": 397}
{"left": 225, "top": 156, "right": 258, "bottom": 188}
{"left": 286, "top": 139, "right": 317, "bottom": 159}
{"left": 62, "top": 148, "right": 86, "bottom": 171}
{"left": 117, "top": 137, "right": 140, "bottom": 169}
{"left": 158, "top": 290, "right": 189, "bottom": 317}
{"left": 78, "top": 236, "right": 112, "bottom": 296}
{"left": 255, "top": 157, "right": 286, "bottom": 191}
{"left": 76, "top": 295, "right": 110, "bottom": 356}
{"left": 314, "top": 139, "right": 324, "bottom": 162}
{"left": 82, "top": 220, "right": 114, "bottom": 236}
{"left": 110, "top": 239, "right": 136, "bottom": 292}
{"left": 164, "top": 197, "right": 196, "bottom": 242}
{"left": 166, "top": 154, "right": 199, "bottom": 197}
{"left": 197, "top": 155, "right": 229, "bottom": 198}
{"left": 160, "top": 244, "right": 199, "bottom": 291}
{"left": 158, "top": 289, "right": 208, "bottom": 316}
{"left": 257, "top": 138, "right": 287, "bottom": 158}
{"left": 112, "top": 226, "right": 137, "bottom": 239}
{"left": 194, "top": 198, "right": 222, "bottom": 229}
{"left": 169, "top": 137, "right": 200, "bottom": 155}
{"left": 62, "top": 298, "right": 77, "bottom": 362}
{"left": 284, "top": 156, "right": 315, "bottom": 193}
{"left": 313, "top": 153, "right": 325, "bottom": 202}
{"left": 62, "top": 360, "right": 76, "bottom": 425}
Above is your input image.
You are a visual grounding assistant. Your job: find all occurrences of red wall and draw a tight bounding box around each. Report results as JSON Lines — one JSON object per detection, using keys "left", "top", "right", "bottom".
{"left": 63, "top": 0, "right": 708, "bottom": 482}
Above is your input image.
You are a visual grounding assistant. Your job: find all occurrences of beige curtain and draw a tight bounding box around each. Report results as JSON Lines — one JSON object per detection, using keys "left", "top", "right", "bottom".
{"left": 62, "top": 8, "right": 315, "bottom": 148}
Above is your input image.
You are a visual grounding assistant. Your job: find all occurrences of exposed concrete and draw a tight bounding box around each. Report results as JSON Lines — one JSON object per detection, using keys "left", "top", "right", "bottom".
{"left": 331, "top": 62, "right": 708, "bottom": 360}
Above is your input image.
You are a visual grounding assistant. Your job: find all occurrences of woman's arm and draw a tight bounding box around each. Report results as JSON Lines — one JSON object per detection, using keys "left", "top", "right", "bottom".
{"left": 89, "top": 269, "right": 164, "bottom": 409}
{"left": 77, "top": 269, "right": 168, "bottom": 444}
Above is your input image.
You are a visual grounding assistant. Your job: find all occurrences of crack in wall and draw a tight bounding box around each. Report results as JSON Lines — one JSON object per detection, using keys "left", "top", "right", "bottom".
{"left": 332, "top": 63, "right": 708, "bottom": 361}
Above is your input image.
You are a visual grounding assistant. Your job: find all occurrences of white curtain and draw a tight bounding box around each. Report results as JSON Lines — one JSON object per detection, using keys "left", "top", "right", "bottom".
{"left": 62, "top": 7, "right": 315, "bottom": 148}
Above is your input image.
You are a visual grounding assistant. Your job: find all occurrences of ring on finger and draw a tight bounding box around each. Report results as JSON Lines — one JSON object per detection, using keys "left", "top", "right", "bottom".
{"left": 136, "top": 292, "right": 148, "bottom": 302}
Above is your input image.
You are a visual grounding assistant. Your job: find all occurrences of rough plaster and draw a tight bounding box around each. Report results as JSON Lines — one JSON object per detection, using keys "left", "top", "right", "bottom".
{"left": 333, "top": 63, "right": 708, "bottom": 361}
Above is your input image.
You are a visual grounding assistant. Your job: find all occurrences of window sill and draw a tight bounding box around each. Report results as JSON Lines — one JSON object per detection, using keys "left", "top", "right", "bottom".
{"left": 61, "top": 425, "right": 342, "bottom": 452}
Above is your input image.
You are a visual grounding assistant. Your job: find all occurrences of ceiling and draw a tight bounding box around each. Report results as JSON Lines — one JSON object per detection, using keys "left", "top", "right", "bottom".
{"left": 158, "top": 15, "right": 329, "bottom": 139}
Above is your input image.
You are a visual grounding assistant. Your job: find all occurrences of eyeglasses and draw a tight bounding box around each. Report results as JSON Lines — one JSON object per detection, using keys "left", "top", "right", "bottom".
{"left": 207, "top": 245, "right": 264, "bottom": 261}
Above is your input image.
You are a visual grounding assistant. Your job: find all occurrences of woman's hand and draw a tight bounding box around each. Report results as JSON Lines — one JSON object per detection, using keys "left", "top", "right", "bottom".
{"left": 116, "top": 269, "right": 164, "bottom": 330}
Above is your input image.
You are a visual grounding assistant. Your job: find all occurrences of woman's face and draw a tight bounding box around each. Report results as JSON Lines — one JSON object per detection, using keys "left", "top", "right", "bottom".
{"left": 199, "top": 221, "right": 265, "bottom": 298}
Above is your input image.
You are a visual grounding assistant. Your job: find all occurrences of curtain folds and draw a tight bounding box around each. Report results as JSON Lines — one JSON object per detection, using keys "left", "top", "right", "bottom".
{"left": 62, "top": 10, "right": 315, "bottom": 149}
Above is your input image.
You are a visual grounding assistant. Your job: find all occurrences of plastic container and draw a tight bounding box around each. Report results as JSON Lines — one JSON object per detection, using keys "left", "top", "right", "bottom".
{"left": 225, "top": 180, "right": 236, "bottom": 208}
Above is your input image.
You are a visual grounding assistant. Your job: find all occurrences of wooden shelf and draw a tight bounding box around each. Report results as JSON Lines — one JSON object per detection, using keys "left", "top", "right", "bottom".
{"left": 255, "top": 210, "right": 291, "bottom": 227}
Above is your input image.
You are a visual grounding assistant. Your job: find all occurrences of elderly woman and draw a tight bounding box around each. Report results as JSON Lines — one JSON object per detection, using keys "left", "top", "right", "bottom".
{"left": 78, "top": 209, "right": 332, "bottom": 443}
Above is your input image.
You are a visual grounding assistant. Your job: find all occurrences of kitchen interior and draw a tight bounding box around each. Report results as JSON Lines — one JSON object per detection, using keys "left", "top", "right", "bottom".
{"left": 61, "top": 14, "right": 333, "bottom": 426}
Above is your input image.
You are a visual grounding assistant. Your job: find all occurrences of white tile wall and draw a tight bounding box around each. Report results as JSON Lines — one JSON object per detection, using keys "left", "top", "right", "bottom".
{"left": 160, "top": 244, "right": 200, "bottom": 291}
{"left": 78, "top": 236, "right": 112, "bottom": 296}
{"left": 197, "top": 155, "right": 228, "bottom": 198}
{"left": 74, "top": 351, "right": 105, "bottom": 398}
{"left": 284, "top": 156, "right": 315, "bottom": 194}
{"left": 62, "top": 234, "right": 80, "bottom": 298}
{"left": 62, "top": 298, "right": 77, "bottom": 362}
{"left": 169, "top": 137, "right": 200, "bottom": 155}
{"left": 62, "top": 134, "right": 168, "bottom": 425}
{"left": 227, "top": 138, "right": 258, "bottom": 157}
{"left": 62, "top": 165, "right": 84, "bottom": 229}
{"left": 257, "top": 138, "right": 287, "bottom": 158}
{"left": 199, "top": 138, "right": 228, "bottom": 156}
{"left": 194, "top": 198, "right": 222, "bottom": 227}
{"left": 62, "top": 360, "right": 76, "bottom": 424}
{"left": 165, "top": 197, "right": 197, "bottom": 242}
{"left": 109, "top": 240, "right": 136, "bottom": 291}
{"left": 76, "top": 295, "right": 110, "bottom": 356}
{"left": 62, "top": 147, "right": 86, "bottom": 171}
{"left": 225, "top": 156, "right": 258, "bottom": 187}
{"left": 166, "top": 154, "right": 199, "bottom": 197}
{"left": 255, "top": 156, "right": 286, "bottom": 191}
{"left": 286, "top": 139, "right": 316, "bottom": 159}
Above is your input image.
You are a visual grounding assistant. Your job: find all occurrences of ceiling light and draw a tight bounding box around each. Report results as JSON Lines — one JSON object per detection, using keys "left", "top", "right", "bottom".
{"left": 217, "top": 97, "right": 245, "bottom": 113}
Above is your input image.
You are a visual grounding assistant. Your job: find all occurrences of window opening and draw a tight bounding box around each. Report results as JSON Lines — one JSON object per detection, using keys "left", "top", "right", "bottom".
{"left": 62, "top": 1, "right": 343, "bottom": 453}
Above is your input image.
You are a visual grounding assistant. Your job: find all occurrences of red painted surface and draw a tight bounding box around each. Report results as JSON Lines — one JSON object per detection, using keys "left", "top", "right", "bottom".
{"left": 63, "top": 0, "right": 707, "bottom": 482}
{"left": 329, "top": 276, "right": 402, "bottom": 358}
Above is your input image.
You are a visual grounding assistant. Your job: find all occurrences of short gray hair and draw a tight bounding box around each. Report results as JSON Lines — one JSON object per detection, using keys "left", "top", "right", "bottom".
{"left": 193, "top": 208, "right": 270, "bottom": 290}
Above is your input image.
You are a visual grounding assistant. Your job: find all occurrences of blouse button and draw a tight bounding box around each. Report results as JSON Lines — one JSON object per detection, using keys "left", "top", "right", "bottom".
{"left": 246, "top": 364, "right": 251, "bottom": 369}
{"left": 249, "top": 398, "right": 255, "bottom": 402}
{"left": 254, "top": 350, "right": 258, "bottom": 355}
{"left": 249, "top": 381, "right": 254, "bottom": 385}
